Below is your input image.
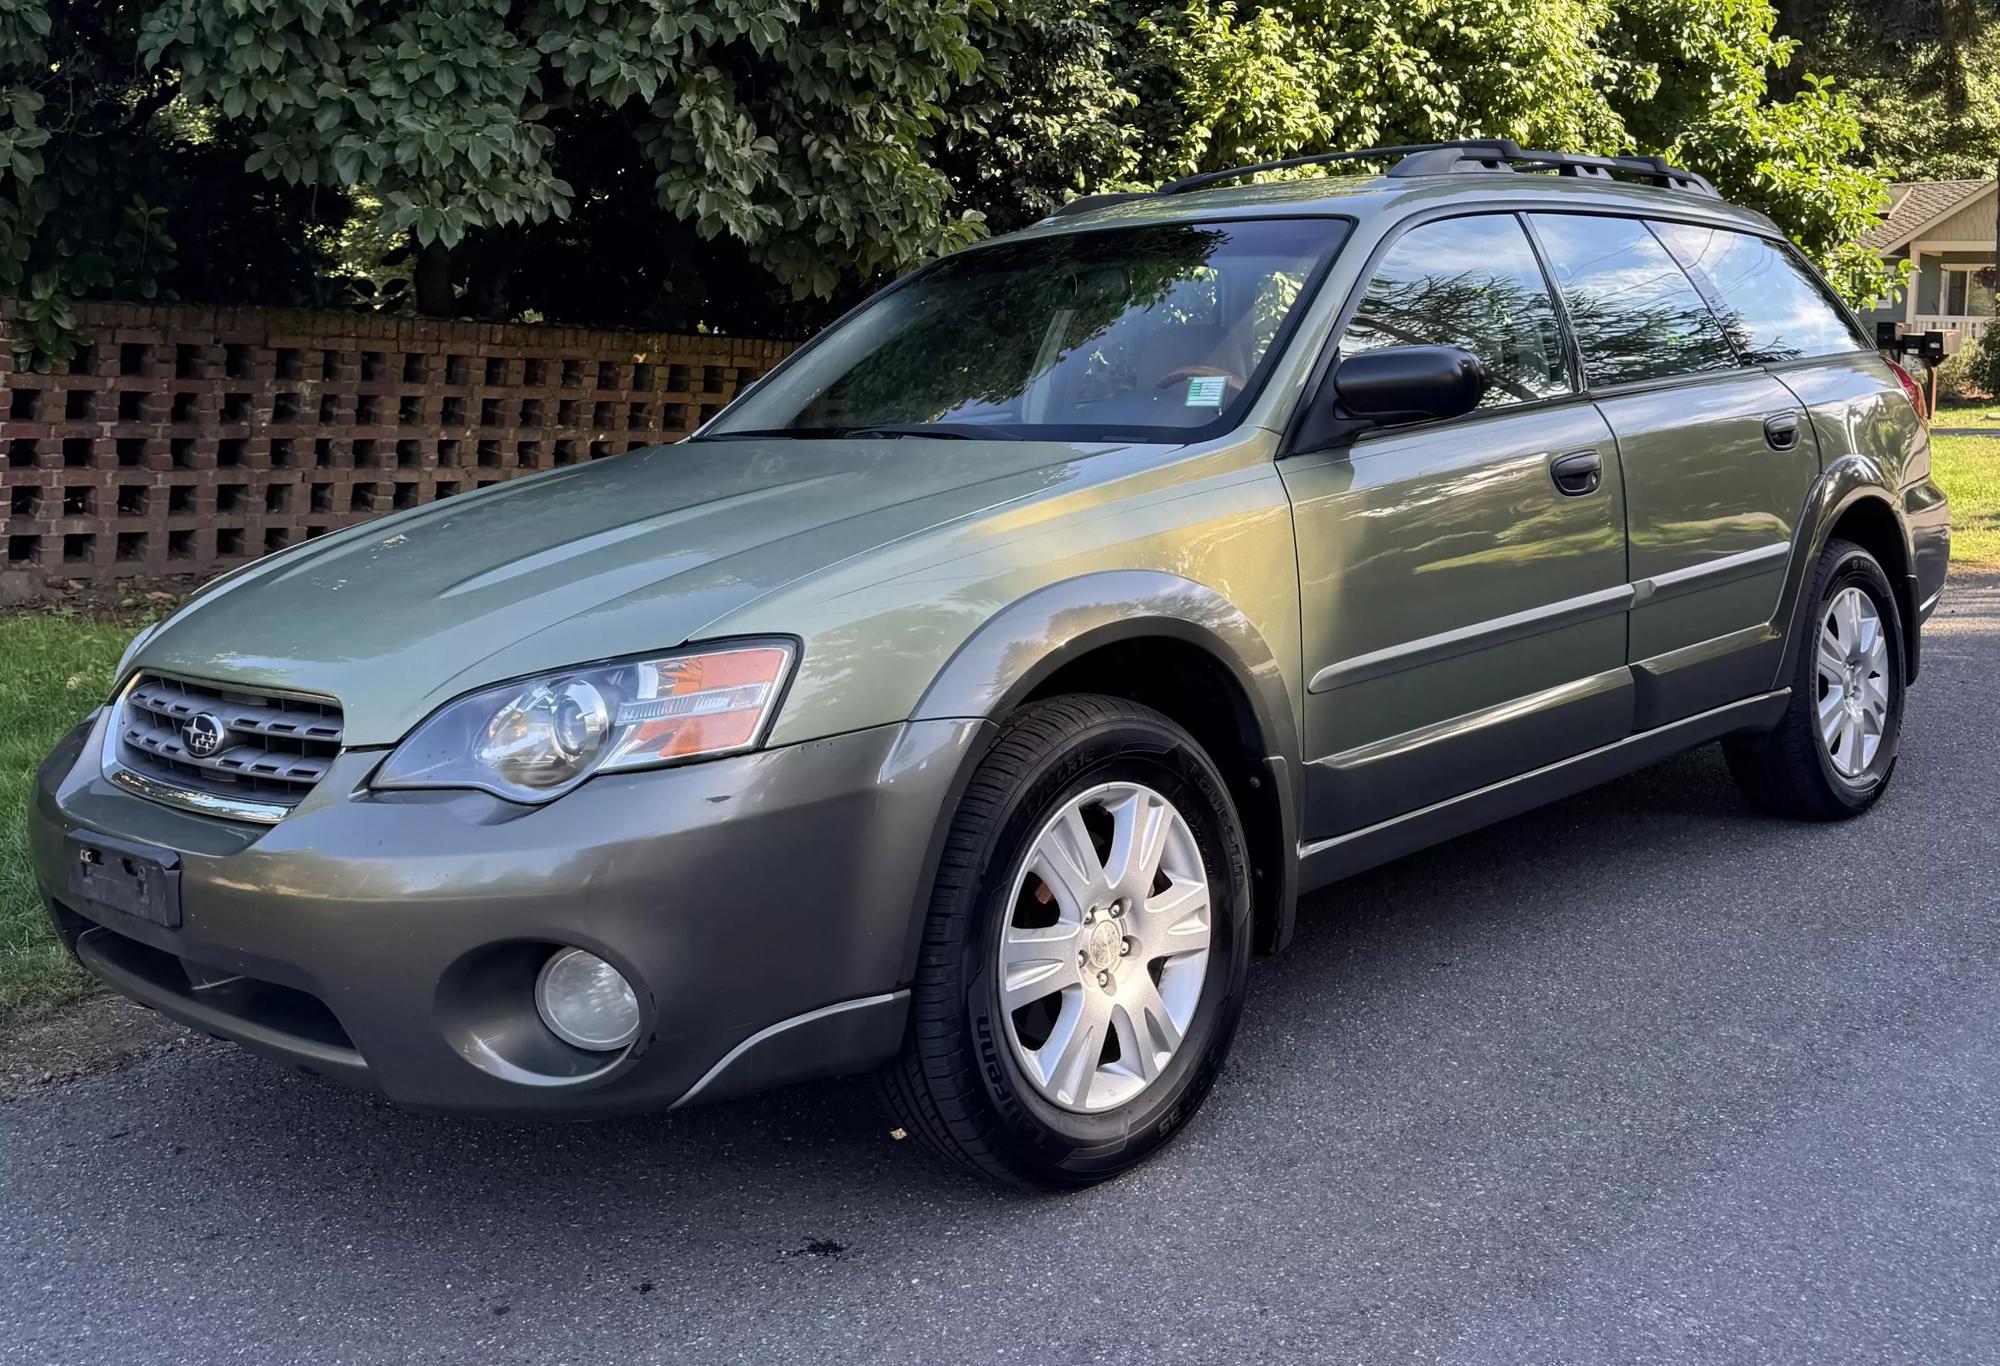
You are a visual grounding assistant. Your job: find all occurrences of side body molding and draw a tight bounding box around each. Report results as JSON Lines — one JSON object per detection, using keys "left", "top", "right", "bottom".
{"left": 910, "top": 570, "right": 1304, "bottom": 953}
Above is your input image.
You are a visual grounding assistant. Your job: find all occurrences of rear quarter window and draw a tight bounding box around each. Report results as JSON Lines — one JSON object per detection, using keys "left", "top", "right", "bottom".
{"left": 1648, "top": 221, "right": 1868, "bottom": 363}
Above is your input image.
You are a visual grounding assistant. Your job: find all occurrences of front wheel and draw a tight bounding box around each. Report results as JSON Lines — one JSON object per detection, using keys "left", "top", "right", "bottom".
{"left": 879, "top": 694, "right": 1251, "bottom": 1188}
{"left": 1725, "top": 538, "right": 1905, "bottom": 819}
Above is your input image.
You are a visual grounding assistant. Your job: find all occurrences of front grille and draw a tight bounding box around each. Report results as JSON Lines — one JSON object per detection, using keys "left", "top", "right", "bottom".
{"left": 110, "top": 673, "right": 343, "bottom": 820}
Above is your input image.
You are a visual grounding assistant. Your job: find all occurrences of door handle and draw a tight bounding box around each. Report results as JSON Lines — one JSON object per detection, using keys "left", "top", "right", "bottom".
{"left": 1764, "top": 411, "right": 1802, "bottom": 451}
{"left": 1549, "top": 448, "right": 1602, "bottom": 497}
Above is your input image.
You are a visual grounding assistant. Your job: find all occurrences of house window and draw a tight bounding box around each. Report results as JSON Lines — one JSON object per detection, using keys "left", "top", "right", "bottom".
{"left": 1942, "top": 266, "right": 1996, "bottom": 317}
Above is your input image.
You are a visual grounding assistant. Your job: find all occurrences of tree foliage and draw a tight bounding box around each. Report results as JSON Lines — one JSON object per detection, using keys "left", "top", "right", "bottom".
{"left": 1111, "top": 0, "right": 1899, "bottom": 306}
{"left": 139, "top": 0, "right": 990, "bottom": 310}
{"left": 0, "top": 0, "right": 1929, "bottom": 366}
{"left": 1779, "top": 0, "right": 2000, "bottom": 182}
{"left": 0, "top": 1, "right": 355, "bottom": 366}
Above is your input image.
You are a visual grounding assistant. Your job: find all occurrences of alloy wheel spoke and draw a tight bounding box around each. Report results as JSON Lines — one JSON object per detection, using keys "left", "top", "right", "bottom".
{"left": 1101, "top": 789, "right": 1169, "bottom": 897}
{"left": 1836, "top": 587, "right": 1863, "bottom": 649}
{"left": 1817, "top": 630, "right": 1848, "bottom": 683}
{"left": 1140, "top": 875, "right": 1211, "bottom": 956}
{"left": 1835, "top": 712, "right": 1862, "bottom": 774}
{"left": 1859, "top": 671, "right": 1890, "bottom": 715}
{"left": 1854, "top": 605, "right": 1880, "bottom": 659}
{"left": 1110, "top": 980, "right": 1180, "bottom": 1085}
{"left": 1038, "top": 988, "right": 1110, "bottom": 1109}
{"left": 1035, "top": 807, "right": 1104, "bottom": 914}
{"left": 999, "top": 924, "right": 1083, "bottom": 1011}
{"left": 1131, "top": 975, "right": 1183, "bottom": 1075}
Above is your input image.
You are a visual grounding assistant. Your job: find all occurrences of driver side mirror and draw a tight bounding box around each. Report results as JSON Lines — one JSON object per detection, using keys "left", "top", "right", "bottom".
{"left": 1288, "top": 344, "right": 1489, "bottom": 453}
{"left": 1334, "top": 345, "right": 1488, "bottom": 424}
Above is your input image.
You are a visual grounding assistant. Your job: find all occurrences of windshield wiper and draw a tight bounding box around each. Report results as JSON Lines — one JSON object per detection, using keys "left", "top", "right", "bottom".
{"left": 837, "top": 424, "right": 980, "bottom": 440}
{"left": 693, "top": 423, "right": 1025, "bottom": 442}
{"left": 689, "top": 427, "right": 821, "bottom": 442}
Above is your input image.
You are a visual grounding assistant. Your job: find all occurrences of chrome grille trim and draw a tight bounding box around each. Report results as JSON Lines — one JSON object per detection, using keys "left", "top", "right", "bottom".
{"left": 101, "top": 673, "right": 346, "bottom": 825}
{"left": 124, "top": 679, "right": 343, "bottom": 744}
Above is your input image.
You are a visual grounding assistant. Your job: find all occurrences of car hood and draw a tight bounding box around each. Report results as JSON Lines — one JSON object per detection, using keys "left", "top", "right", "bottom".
{"left": 131, "top": 437, "right": 1112, "bottom": 745}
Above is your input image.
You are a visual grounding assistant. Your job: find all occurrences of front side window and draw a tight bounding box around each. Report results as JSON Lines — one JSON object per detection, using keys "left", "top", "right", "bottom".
{"left": 1341, "top": 214, "right": 1571, "bottom": 408}
{"left": 704, "top": 219, "right": 1344, "bottom": 444}
{"left": 1650, "top": 222, "right": 1867, "bottom": 362}
{"left": 1529, "top": 213, "right": 1739, "bottom": 387}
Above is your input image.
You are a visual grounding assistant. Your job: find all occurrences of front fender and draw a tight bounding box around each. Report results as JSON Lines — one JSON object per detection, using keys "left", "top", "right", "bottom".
{"left": 910, "top": 569, "right": 1301, "bottom": 769}
{"left": 904, "top": 569, "right": 1305, "bottom": 960}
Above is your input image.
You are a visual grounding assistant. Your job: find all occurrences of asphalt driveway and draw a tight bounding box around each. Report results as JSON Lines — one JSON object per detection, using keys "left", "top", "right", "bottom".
{"left": 3, "top": 578, "right": 1997, "bottom": 1365}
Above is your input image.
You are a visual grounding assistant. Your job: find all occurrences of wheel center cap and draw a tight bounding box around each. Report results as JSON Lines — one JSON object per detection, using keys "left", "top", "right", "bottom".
{"left": 1084, "top": 919, "right": 1122, "bottom": 972}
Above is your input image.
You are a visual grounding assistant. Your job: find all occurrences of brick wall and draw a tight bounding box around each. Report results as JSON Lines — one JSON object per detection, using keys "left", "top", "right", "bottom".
{"left": 1, "top": 301, "right": 793, "bottom": 600}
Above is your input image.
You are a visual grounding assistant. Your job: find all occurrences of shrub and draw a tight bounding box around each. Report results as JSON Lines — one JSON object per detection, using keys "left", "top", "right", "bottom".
{"left": 1971, "top": 329, "right": 2000, "bottom": 401}
{"left": 1929, "top": 345, "right": 1989, "bottom": 403}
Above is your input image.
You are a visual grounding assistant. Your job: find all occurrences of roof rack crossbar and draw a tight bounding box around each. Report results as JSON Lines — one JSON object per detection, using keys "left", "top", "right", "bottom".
{"left": 1479, "top": 150, "right": 1717, "bottom": 197}
{"left": 1152, "top": 138, "right": 1717, "bottom": 199}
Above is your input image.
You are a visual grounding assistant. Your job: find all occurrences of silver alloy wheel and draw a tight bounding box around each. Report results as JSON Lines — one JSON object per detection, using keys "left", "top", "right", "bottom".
{"left": 1816, "top": 585, "right": 1891, "bottom": 780}
{"left": 996, "top": 781, "right": 1212, "bottom": 1114}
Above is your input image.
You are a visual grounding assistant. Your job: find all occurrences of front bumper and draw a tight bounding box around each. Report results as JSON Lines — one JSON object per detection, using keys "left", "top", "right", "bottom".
{"left": 29, "top": 710, "right": 986, "bottom": 1116}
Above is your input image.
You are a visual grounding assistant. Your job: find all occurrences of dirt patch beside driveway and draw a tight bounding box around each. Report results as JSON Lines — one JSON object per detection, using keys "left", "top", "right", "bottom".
{"left": 0, "top": 996, "right": 196, "bottom": 1101}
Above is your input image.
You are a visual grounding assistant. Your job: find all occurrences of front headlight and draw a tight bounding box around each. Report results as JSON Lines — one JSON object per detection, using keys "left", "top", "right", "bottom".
{"left": 372, "top": 642, "right": 795, "bottom": 803}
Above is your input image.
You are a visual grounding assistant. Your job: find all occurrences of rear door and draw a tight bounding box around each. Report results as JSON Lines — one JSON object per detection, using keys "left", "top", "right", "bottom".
{"left": 1528, "top": 212, "right": 1820, "bottom": 728}
{"left": 1283, "top": 213, "right": 1631, "bottom": 841}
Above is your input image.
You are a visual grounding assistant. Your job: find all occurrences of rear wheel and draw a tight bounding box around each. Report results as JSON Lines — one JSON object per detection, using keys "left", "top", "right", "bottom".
{"left": 879, "top": 694, "right": 1251, "bottom": 1188}
{"left": 1725, "top": 538, "right": 1905, "bottom": 819}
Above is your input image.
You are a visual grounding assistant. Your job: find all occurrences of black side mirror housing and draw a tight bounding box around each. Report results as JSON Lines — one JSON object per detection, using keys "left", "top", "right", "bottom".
{"left": 1333, "top": 344, "right": 1488, "bottom": 424}
{"left": 1287, "top": 344, "right": 1489, "bottom": 454}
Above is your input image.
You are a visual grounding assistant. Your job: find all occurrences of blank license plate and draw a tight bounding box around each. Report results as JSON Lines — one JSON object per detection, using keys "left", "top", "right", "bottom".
{"left": 67, "top": 832, "right": 182, "bottom": 930}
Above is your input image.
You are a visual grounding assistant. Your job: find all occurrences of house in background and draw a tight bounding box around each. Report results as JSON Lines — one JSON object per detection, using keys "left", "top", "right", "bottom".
{"left": 1864, "top": 178, "right": 1998, "bottom": 343}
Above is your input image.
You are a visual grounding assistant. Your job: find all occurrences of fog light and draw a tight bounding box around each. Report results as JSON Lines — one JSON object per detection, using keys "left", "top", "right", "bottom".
{"left": 535, "top": 948, "right": 640, "bottom": 1051}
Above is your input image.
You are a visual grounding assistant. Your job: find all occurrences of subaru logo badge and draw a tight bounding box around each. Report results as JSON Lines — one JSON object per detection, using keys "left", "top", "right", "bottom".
{"left": 182, "top": 712, "right": 228, "bottom": 758}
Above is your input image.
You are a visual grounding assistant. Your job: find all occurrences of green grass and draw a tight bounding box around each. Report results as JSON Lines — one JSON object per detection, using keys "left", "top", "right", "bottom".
{"left": 0, "top": 612, "right": 148, "bottom": 1029}
{"left": 1931, "top": 397, "right": 2000, "bottom": 430}
{"left": 1932, "top": 434, "right": 2000, "bottom": 570}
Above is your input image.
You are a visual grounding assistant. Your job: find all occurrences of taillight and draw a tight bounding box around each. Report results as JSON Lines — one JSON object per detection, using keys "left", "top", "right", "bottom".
{"left": 1887, "top": 359, "right": 1929, "bottom": 425}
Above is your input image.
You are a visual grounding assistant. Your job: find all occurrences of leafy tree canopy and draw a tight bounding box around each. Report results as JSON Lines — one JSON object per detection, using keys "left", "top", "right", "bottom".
{"left": 1778, "top": 0, "right": 2000, "bottom": 182}
{"left": 0, "top": 0, "right": 1925, "bottom": 366}
{"left": 1115, "top": 0, "right": 1899, "bottom": 305}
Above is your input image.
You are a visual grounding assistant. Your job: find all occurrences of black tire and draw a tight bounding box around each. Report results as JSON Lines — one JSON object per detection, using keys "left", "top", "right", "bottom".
{"left": 878, "top": 694, "right": 1251, "bottom": 1189}
{"left": 1725, "top": 538, "right": 1905, "bottom": 819}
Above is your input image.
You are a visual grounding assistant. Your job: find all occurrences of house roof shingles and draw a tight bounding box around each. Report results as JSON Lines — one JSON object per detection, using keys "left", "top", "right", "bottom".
{"left": 1863, "top": 179, "right": 1993, "bottom": 253}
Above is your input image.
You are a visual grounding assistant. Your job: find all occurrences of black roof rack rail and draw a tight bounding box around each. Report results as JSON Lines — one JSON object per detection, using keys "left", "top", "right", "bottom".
{"left": 1155, "top": 138, "right": 1718, "bottom": 199}
{"left": 1157, "top": 142, "right": 1493, "bottom": 196}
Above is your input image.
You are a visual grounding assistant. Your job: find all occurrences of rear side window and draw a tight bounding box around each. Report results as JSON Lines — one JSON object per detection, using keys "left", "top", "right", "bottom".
{"left": 1649, "top": 221, "right": 1866, "bottom": 362}
{"left": 1342, "top": 214, "right": 1571, "bottom": 408}
{"left": 1528, "top": 213, "right": 1739, "bottom": 388}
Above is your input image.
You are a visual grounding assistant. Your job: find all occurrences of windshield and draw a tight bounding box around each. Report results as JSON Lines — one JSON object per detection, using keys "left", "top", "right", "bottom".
{"left": 703, "top": 218, "right": 1345, "bottom": 443}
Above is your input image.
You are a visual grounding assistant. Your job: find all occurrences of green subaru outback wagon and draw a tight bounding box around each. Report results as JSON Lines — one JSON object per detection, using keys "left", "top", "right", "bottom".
{"left": 30, "top": 141, "right": 1950, "bottom": 1187}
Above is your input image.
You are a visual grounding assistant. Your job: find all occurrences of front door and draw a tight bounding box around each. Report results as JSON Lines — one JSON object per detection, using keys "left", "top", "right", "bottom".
{"left": 1528, "top": 213, "right": 1825, "bottom": 728}
{"left": 1284, "top": 213, "right": 1633, "bottom": 842}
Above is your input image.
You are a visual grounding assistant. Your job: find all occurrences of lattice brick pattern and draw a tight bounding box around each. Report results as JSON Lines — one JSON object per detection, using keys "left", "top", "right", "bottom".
{"left": 1, "top": 301, "right": 792, "bottom": 592}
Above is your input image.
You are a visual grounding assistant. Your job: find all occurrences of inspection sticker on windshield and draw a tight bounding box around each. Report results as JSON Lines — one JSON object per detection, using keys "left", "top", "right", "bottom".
{"left": 1184, "top": 375, "right": 1227, "bottom": 408}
